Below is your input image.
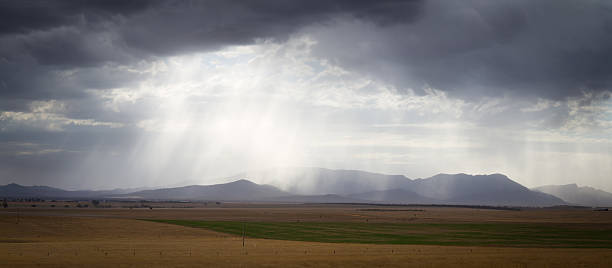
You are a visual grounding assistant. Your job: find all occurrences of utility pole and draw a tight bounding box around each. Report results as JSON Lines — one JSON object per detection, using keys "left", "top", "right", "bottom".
{"left": 242, "top": 223, "right": 245, "bottom": 248}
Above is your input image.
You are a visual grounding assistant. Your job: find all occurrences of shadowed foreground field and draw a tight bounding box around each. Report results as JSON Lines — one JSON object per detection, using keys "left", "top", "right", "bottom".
{"left": 149, "top": 220, "right": 612, "bottom": 248}
{"left": 1, "top": 205, "right": 612, "bottom": 267}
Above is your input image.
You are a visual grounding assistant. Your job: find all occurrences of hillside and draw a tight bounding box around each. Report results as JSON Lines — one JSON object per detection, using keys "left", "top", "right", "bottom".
{"left": 0, "top": 183, "right": 130, "bottom": 199}
{"left": 348, "top": 189, "right": 440, "bottom": 204}
{"left": 410, "top": 173, "right": 565, "bottom": 206}
{"left": 534, "top": 184, "right": 612, "bottom": 207}
{"left": 0, "top": 169, "right": 569, "bottom": 207}
{"left": 123, "top": 179, "right": 289, "bottom": 201}
{"left": 243, "top": 169, "right": 566, "bottom": 207}
{"left": 236, "top": 167, "right": 414, "bottom": 195}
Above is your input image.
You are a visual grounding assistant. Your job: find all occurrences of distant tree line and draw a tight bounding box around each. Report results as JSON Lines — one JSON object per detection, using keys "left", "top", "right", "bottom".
{"left": 2, "top": 198, "right": 45, "bottom": 202}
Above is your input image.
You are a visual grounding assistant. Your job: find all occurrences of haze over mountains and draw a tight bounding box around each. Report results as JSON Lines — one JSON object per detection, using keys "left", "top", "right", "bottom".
{"left": 533, "top": 184, "right": 612, "bottom": 207}
{"left": 0, "top": 183, "right": 144, "bottom": 199}
{"left": 237, "top": 169, "right": 564, "bottom": 207}
{"left": 125, "top": 179, "right": 287, "bottom": 201}
{"left": 2, "top": 168, "right": 610, "bottom": 207}
{"left": 228, "top": 168, "right": 414, "bottom": 196}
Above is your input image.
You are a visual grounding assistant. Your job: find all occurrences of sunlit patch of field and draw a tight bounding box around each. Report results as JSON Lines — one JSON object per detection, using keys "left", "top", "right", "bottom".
{"left": 1, "top": 206, "right": 612, "bottom": 267}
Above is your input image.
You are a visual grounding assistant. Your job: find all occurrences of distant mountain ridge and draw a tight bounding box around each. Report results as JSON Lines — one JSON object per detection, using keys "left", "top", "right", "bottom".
{"left": 229, "top": 167, "right": 414, "bottom": 195}
{"left": 0, "top": 183, "right": 136, "bottom": 199}
{"left": 409, "top": 173, "right": 563, "bottom": 206}
{"left": 533, "top": 184, "right": 612, "bottom": 207}
{"left": 0, "top": 168, "right": 579, "bottom": 207}
{"left": 124, "top": 179, "right": 288, "bottom": 201}
{"left": 240, "top": 169, "right": 564, "bottom": 207}
{"left": 348, "top": 189, "right": 439, "bottom": 204}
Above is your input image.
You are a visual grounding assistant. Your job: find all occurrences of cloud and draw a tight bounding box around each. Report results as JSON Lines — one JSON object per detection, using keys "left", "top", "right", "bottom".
{"left": 0, "top": 1, "right": 611, "bottom": 191}
{"left": 2, "top": 0, "right": 611, "bottom": 105}
{"left": 0, "top": 0, "right": 425, "bottom": 111}
{"left": 0, "top": 0, "right": 423, "bottom": 66}
{"left": 0, "top": 0, "right": 154, "bottom": 35}
{"left": 0, "top": 100, "right": 123, "bottom": 132}
{"left": 307, "top": 0, "right": 612, "bottom": 99}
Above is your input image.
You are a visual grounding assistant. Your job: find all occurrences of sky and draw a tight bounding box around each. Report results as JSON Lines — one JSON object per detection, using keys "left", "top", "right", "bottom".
{"left": 0, "top": 0, "right": 611, "bottom": 191}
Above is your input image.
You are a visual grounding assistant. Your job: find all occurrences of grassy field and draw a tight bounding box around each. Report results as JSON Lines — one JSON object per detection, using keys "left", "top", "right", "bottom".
{"left": 1, "top": 204, "right": 612, "bottom": 267}
{"left": 149, "top": 220, "right": 612, "bottom": 248}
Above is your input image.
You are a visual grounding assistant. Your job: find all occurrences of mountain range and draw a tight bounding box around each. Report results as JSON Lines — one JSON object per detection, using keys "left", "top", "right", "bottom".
{"left": 226, "top": 167, "right": 414, "bottom": 196}
{"left": 233, "top": 169, "right": 564, "bottom": 206}
{"left": 124, "top": 179, "right": 288, "bottom": 201}
{"left": 0, "top": 183, "right": 144, "bottom": 199}
{"left": 1, "top": 168, "right": 609, "bottom": 207}
{"left": 533, "top": 184, "right": 612, "bottom": 207}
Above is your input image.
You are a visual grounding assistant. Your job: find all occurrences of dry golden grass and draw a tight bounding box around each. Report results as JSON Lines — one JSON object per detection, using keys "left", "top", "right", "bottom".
{"left": 6, "top": 203, "right": 612, "bottom": 223}
{"left": 1, "top": 205, "right": 611, "bottom": 267}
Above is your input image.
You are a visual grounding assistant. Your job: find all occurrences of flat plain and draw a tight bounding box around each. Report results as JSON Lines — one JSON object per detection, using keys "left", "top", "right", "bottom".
{"left": 1, "top": 203, "right": 611, "bottom": 267}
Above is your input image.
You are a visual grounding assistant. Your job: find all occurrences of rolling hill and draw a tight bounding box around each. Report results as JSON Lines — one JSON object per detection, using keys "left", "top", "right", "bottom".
{"left": 233, "top": 167, "right": 414, "bottom": 195}
{"left": 241, "top": 169, "right": 566, "bottom": 206}
{"left": 410, "top": 173, "right": 565, "bottom": 206}
{"left": 533, "top": 184, "right": 612, "bottom": 207}
{"left": 1, "top": 168, "right": 569, "bottom": 207}
{"left": 123, "top": 179, "right": 289, "bottom": 201}
{"left": 0, "top": 183, "right": 135, "bottom": 199}
{"left": 348, "top": 189, "right": 440, "bottom": 204}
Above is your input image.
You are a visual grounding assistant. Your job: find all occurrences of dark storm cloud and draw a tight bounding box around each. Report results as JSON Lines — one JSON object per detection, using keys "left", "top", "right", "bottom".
{"left": 1, "top": 0, "right": 609, "bottom": 102}
{"left": 0, "top": 0, "right": 423, "bottom": 110}
{"left": 1, "top": 0, "right": 423, "bottom": 66}
{"left": 309, "top": 0, "right": 612, "bottom": 99}
{"left": 0, "top": 0, "right": 155, "bottom": 35}
{"left": 120, "top": 0, "right": 423, "bottom": 55}
{"left": 0, "top": 0, "right": 610, "bottom": 124}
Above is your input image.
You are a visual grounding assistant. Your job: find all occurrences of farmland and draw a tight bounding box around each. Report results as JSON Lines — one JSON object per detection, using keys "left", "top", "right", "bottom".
{"left": 1, "top": 203, "right": 612, "bottom": 267}
{"left": 149, "top": 220, "right": 612, "bottom": 248}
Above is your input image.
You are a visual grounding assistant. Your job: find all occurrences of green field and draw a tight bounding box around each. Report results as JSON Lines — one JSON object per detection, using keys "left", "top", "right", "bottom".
{"left": 148, "top": 220, "right": 612, "bottom": 248}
